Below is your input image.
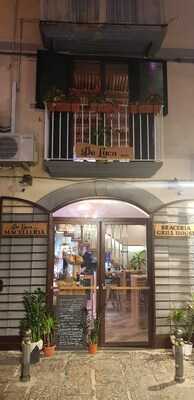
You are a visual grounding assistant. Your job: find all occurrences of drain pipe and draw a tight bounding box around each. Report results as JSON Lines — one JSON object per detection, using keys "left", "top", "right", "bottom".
{"left": 11, "top": 81, "right": 17, "bottom": 134}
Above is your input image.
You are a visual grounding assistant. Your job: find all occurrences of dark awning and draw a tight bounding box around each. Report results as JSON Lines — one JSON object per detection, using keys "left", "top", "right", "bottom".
{"left": 40, "top": 21, "right": 167, "bottom": 57}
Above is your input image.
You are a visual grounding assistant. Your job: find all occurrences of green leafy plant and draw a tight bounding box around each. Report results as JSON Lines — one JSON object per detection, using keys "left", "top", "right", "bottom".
{"left": 182, "top": 297, "right": 194, "bottom": 343}
{"left": 168, "top": 308, "right": 185, "bottom": 334}
{"left": 20, "top": 288, "right": 46, "bottom": 342}
{"left": 145, "top": 93, "right": 162, "bottom": 104}
{"left": 43, "top": 312, "right": 57, "bottom": 347}
{"left": 44, "top": 86, "right": 66, "bottom": 102}
{"left": 130, "top": 250, "right": 146, "bottom": 272}
{"left": 88, "top": 317, "right": 101, "bottom": 345}
{"left": 91, "top": 125, "right": 111, "bottom": 146}
{"left": 168, "top": 295, "right": 194, "bottom": 343}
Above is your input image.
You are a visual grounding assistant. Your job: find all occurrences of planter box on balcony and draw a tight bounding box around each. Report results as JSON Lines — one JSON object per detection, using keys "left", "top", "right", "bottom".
{"left": 128, "top": 104, "right": 139, "bottom": 113}
{"left": 90, "top": 103, "right": 115, "bottom": 113}
{"left": 47, "top": 102, "right": 80, "bottom": 112}
{"left": 139, "top": 104, "right": 154, "bottom": 113}
{"left": 153, "top": 104, "right": 161, "bottom": 114}
{"left": 128, "top": 104, "right": 161, "bottom": 114}
{"left": 47, "top": 101, "right": 161, "bottom": 115}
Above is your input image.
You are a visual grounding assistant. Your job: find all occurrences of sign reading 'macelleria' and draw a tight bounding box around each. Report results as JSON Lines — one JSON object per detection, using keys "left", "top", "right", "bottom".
{"left": 154, "top": 224, "right": 194, "bottom": 237}
{"left": 1, "top": 222, "right": 48, "bottom": 236}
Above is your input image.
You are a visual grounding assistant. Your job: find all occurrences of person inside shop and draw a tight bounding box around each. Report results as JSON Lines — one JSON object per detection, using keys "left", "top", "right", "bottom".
{"left": 82, "top": 248, "right": 97, "bottom": 274}
{"left": 105, "top": 267, "right": 121, "bottom": 311}
{"left": 62, "top": 254, "right": 68, "bottom": 278}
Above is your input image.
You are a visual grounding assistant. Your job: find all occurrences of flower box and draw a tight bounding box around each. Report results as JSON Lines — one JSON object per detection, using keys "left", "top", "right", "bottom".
{"left": 139, "top": 104, "right": 154, "bottom": 113}
{"left": 153, "top": 104, "right": 161, "bottom": 114}
{"left": 128, "top": 104, "right": 161, "bottom": 114}
{"left": 46, "top": 101, "right": 162, "bottom": 115}
{"left": 128, "top": 104, "right": 139, "bottom": 113}
{"left": 90, "top": 103, "right": 115, "bottom": 113}
{"left": 47, "top": 102, "right": 80, "bottom": 112}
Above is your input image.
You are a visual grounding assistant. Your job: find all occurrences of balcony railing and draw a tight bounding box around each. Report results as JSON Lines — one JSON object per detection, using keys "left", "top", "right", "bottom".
{"left": 44, "top": 103, "right": 163, "bottom": 163}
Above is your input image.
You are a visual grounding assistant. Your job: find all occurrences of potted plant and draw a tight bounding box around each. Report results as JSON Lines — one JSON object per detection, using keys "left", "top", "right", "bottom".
{"left": 168, "top": 308, "right": 185, "bottom": 353}
{"left": 130, "top": 250, "right": 146, "bottom": 273}
{"left": 182, "top": 300, "right": 194, "bottom": 358}
{"left": 44, "top": 86, "right": 81, "bottom": 112}
{"left": 20, "top": 288, "right": 45, "bottom": 363}
{"left": 87, "top": 316, "right": 100, "bottom": 354}
{"left": 168, "top": 298, "right": 194, "bottom": 358}
{"left": 42, "top": 312, "right": 57, "bottom": 357}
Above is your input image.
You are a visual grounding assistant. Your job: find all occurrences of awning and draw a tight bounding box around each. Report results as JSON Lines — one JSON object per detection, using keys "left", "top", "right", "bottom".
{"left": 40, "top": 21, "right": 167, "bottom": 57}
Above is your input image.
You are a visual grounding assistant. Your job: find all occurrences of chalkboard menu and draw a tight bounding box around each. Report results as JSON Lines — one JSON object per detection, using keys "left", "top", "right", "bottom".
{"left": 55, "top": 295, "right": 87, "bottom": 349}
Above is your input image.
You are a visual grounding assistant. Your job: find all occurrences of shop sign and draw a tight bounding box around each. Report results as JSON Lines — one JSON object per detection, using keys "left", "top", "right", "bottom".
{"left": 75, "top": 144, "right": 133, "bottom": 160}
{"left": 154, "top": 223, "right": 194, "bottom": 237}
{"left": 1, "top": 222, "right": 48, "bottom": 237}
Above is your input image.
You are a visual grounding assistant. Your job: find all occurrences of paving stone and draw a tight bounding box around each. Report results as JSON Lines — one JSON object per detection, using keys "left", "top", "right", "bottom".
{"left": 0, "top": 350, "right": 194, "bottom": 400}
{"left": 96, "top": 384, "right": 129, "bottom": 400}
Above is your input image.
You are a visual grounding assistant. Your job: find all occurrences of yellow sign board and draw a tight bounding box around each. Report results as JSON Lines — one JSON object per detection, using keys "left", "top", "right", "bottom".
{"left": 1, "top": 222, "right": 48, "bottom": 237}
{"left": 75, "top": 144, "right": 133, "bottom": 160}
{"left": 154, "top": 224, "right": 194, "bottom": 237}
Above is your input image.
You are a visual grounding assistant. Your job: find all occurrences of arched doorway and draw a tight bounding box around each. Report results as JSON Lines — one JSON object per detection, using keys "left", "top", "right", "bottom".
{"left": 52, "top": 199, "right": 154, "bottom": 348}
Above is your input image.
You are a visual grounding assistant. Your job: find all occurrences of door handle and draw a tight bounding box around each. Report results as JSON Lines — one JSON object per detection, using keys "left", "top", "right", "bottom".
{"left": 102, "top": 285, "right": 106, "bottom": 290}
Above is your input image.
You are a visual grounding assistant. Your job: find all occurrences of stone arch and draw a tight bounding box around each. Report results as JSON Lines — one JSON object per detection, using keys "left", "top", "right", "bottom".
{"left": 38, "top": 180, "right": 163, "bottom": 213}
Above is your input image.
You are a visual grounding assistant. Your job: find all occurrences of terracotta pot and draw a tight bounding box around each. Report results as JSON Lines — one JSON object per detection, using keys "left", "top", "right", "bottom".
{"left": 90, "top": 103, "right": 114, "bottom": 113}
{"left": 90, "top": 103, "right": 100, "bottom": 112}
{"left": 71, "top": 103, "right": 80, "bottom": 112}
{"left": 139, "top": 104, "right": 154, "bottom": 113}
{"left": 88, "top": 343, "right": 97, "bottom": 354}
{"left": 43, "top": 345, "right": 56, "bottom": 357}
{"left": 47, "top": 102, "right": 80, "bottom": 113}
{"left": 153, "top": 104, "right": 161, "bottom": 114}
{"left": 128, "top": 104, "right": 139, "bottom": 113}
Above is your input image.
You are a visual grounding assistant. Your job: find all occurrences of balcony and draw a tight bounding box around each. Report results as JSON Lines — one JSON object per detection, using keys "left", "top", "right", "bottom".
{"left": 44, "top": 102, "right": 163, "bottom": 178}
{"left": 40, "top": 1, "right": 167, "bottom": 57}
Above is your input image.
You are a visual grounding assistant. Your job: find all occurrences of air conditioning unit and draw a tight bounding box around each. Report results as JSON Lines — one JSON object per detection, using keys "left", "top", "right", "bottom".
{"left": 0, "top": 134, "right": 35, "bottom": 163}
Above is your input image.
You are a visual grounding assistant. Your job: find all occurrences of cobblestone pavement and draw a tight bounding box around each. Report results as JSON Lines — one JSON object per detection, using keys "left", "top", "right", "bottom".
{"left": 0, "top": 350, "right": 194, "bottom": 400}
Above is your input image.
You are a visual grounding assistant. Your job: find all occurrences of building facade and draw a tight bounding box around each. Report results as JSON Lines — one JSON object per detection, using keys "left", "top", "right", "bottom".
{"left": 1, "top": 0, "right": 194, "bottom": 349}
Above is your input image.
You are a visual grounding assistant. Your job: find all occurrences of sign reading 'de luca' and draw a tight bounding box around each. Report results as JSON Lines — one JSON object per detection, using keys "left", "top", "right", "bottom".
{"left": 75, "top": 144, "right": 133, "bottom": 160}
{"left": 1, "top": 222, "right": 48, "bottom": 237}
{"left": 154, "top": 224, "right": 194, "bottom": 237}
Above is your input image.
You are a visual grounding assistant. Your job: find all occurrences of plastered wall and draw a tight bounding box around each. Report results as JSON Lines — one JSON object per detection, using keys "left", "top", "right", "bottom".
{"left": 1, "top": 0, "right": 194, "bottom": 206}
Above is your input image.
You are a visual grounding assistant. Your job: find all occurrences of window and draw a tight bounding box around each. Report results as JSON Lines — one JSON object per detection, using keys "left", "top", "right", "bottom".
{"left": 105, "top": 63, "right": 129, "bottom": 102}
{"left": 70, "top": 61, "right": 101, "bottom": 96}
{"left": 106, "top": 0, "right": 136, "bottom": 23}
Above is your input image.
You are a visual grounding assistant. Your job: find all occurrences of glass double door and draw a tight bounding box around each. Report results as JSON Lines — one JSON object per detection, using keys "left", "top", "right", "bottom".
{"left": 54, "top": 219, "right": 151, "bottom": 347}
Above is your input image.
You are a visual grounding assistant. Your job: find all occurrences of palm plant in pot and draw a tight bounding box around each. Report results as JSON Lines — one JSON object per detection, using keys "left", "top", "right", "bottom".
{"left": 20, "top": 288, "right": 45, "bottom": 363}
{"left": 42, "top": 312, "right": 57, "bottom": 357}
{"left": 130, "top": 250, "right": 146, "bottom": 273}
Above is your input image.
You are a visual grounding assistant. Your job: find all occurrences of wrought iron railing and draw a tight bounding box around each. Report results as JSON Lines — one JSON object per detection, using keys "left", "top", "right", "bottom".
{"left": 44, "top": 104, "right": 163, "bottom": 162}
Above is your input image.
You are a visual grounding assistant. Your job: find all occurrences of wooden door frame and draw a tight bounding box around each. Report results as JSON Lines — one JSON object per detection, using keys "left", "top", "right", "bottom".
{"left": 99, "top": 218, "right": 153, "bottom": 347}
{"left": 50, "top": 216, "right": 154, "bottom": 348}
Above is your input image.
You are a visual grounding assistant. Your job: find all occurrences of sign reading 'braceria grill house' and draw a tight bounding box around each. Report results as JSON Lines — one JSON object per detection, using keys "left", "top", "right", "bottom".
{"left": 75, "top": 144, "right": 133, "bottom": 160}
{"left": 1, "top": 222, "right": 48, "bottom": 236}
{"left": 154, "top": 224, "right": 194, "bottom": 237}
